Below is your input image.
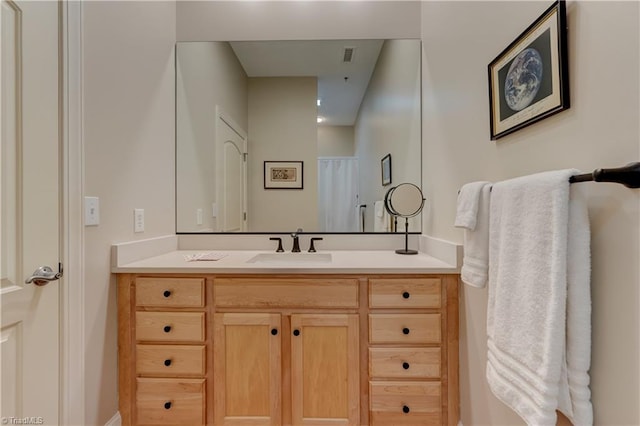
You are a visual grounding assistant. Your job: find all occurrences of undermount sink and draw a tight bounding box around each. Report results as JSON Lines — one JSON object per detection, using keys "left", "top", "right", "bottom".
{"left": 246, "top": 252, "right": 332, "bottom": 265}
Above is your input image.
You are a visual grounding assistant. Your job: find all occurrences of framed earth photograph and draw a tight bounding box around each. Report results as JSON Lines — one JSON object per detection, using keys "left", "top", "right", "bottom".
{"left": 488, "top": 0, "right": 569, "bottom": 140}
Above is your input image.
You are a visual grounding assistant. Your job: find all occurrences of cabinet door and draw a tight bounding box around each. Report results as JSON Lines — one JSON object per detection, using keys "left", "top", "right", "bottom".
{"left": 291, "top": 314, "right": 360, "bottom": 425}
{"left": 213, "top": 313, "right": 281, "bottom": 425}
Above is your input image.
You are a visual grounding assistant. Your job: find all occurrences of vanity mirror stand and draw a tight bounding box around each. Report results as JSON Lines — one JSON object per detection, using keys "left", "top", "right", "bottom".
{"left": 384, "top": 183, "right": 426, "bottom": 255}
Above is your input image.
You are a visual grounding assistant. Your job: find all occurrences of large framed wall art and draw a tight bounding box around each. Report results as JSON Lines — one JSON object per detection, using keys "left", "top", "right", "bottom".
{"left": 488, "top": 0, "right": 569, "bottom": 140}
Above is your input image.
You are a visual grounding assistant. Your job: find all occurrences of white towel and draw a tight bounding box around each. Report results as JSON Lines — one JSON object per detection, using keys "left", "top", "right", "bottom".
{"left": 374, "top": 200, "right": 388, "bottom": 232}
{"left": 486, "top": 170, "right": 592, "bottom": 426}
{"left": 374, "top": 200, "right": 384, "bottom": 218}
{"left": 455, "top": 181, "right": 491, "bottom": 229}
{"left": 561, "top": 186, "right": 592, "bottom": 425}
{"left": 455, "top": 182, "right": 491, "bottom": 288}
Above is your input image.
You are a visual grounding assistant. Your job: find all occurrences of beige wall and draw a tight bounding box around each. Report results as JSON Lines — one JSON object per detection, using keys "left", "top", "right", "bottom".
{"left": 318, "top": 125, "right": 355, "bottom": 157}
{"left": 82, "top": 2, "right": 176, "bottom": 424}
{"left": 78, "top": 1, "right": 639, "bottom": 424}
{"left": 355, "top": 39, "right": 422, "bottom": 232}
{"left": 421, "top": 1, "right": 639, "bottom": 425}
{"left": 248, "top": 77, "right": 318, "bottom": 231}
{"left": 176, "top": 42, "right": 248, "bottom": 232}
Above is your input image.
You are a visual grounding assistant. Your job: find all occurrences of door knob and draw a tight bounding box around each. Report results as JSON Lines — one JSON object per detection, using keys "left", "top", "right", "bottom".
{"left": 25, "top": 265, "right": 62, "bottom": 286}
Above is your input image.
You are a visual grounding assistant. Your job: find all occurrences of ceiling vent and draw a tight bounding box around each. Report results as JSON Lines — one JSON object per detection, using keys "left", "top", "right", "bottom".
{"left": 342, "top": 47, "right": 356, "bottom": 63}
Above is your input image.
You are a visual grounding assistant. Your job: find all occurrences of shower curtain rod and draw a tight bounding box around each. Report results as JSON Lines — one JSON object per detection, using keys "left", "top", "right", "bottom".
{"left": 569, "top": 162, "right": 640, "bottom": 188}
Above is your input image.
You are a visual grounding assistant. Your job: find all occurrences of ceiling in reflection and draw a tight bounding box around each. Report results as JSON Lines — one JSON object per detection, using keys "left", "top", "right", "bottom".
{"left": 230, "top": 39, "right": 384, "bottom": 126}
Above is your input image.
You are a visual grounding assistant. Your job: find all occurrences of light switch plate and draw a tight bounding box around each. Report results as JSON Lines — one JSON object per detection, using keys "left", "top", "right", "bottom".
{"left": 134, "top": 208, "right": 144, "bottom": 233}
{"left": 84, "top": 197, "right": 99, "bottom": 226}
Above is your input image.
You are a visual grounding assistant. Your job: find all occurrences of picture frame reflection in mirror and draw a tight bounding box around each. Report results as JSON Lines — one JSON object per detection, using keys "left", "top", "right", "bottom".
{"left": 264, "top": 161, "right": 304, "bottom": 189}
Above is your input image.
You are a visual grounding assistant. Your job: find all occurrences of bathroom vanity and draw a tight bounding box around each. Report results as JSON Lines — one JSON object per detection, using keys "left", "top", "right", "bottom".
{"left": 114, "top": 248, "right": 460, "bottom": 426}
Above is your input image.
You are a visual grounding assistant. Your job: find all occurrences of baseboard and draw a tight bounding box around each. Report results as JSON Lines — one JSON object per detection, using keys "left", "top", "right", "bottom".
{"left": 104, "top": 412, "right": 121, "bottom": 426}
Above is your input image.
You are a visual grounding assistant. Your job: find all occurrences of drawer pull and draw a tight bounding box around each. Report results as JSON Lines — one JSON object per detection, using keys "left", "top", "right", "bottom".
{"left": 163, "top": 290, "right": 171, "bottom": 298}
{"left": 402, "top": 327, "right": 410, "bottom": 335}
{"left": 163, "top": 325, "right": 172, "bottom": 333}
{"left": 164, "top": 359, "right": 172, "bottom": 367}
{"left": 293, "top": 329, "right": 300, "bottom": 336}
{"left": 402, "top": 291, "right": 410, "bottom": 299}
{"left": 402, "top": 362, "right": 410, "bottom": 370}
{"left": 402, "top": 405, "right": 410, "bottom": 414}
{"left": 164, "top": 401, "right": 172, "bottom": 410}
{"left": 271, "top": 328, "right": 278, "bottom": 336}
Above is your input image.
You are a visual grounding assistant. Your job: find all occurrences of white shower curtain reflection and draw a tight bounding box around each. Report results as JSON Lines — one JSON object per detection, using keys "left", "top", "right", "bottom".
{"left": 318, "top": 157, "right": 359, "bottom": 232}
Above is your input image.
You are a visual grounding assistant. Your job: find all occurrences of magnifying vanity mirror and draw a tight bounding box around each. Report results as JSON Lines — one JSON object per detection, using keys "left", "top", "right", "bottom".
{"left": 384, "top": 183, "right": 425, "bottom": 254}
{"left": 176, "top": 39, "right": 422, "bottom": 233}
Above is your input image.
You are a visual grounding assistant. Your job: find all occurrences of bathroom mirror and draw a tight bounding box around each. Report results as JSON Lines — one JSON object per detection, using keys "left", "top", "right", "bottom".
{"left": 176, "top": 39, "right": 421, "bottom": 233}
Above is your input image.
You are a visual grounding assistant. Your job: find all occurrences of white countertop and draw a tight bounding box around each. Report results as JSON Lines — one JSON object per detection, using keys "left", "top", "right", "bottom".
{"left": 111, "top": 249, "right": 459, "bottom": 274}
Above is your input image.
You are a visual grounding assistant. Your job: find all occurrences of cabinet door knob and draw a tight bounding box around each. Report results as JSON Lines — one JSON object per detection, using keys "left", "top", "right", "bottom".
{"left": 164, "top": 359, "right": 172, "bottom": 366}
{"left": 163, "top": 290, "right": 171, "bottom": 298}
{"left": 402, "top": 362, "right": 410, "bottom": 370}
{"left": 402, "top": 291, "right": 410, "bottom": 299}
{"left": 293, "top": 329, "right": 300, "bottom": 336}
{"left": 402, "top": 327, "right": 410, "bottom": 335}
{"left": 163, "top": 325, "right": 172, "bottom": 333}
{"left": 271, "top": 328, "right": 278, "bottom": 336}
{"left": 402, "top": 405, "right": 410, "bottom": 414}
{"left": 164, "top": 401, "right": 172, "bottom": 410}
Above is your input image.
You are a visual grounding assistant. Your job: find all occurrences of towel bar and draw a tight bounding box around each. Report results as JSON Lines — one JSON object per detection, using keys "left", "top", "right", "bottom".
{"left": 569, "top": 162, "right": 640, "bottom": 188}
{"left": 457, "top": 162, "right": 640, "bottom": 194}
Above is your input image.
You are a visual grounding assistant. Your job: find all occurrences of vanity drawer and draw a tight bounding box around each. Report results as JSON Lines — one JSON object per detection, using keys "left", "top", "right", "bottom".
{"left": 369, "top": 347, "right": 441, "bottom": 379}
{"left": 369, "top": 381, "right": 441, "bottom": 426}
{"left": 136, "top": 378, "right": 205, "bottom": 425}
{"left": 136, "top": 345, "right": 206, "bottom": 377}
{"left": 136, "top": 277, "right": 205, "bottom": 308}
{"left": 214, "top": 278, "right": 359, "bottom": 308}
{"left": 369, "top": 278, "right": 441, "bottom": 309}
{"left": 136, "top": 312, "right": 205, "bottom": 342}
{"left": 369, "top": 314, "right": 441, "bottom": 344}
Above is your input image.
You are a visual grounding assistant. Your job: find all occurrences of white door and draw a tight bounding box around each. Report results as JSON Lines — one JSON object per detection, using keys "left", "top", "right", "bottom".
{"left": 216, "top": 112, "right": 247, "bottom": 232}
{"left": 1, "top": 1, "right": 61, "bottom": 424}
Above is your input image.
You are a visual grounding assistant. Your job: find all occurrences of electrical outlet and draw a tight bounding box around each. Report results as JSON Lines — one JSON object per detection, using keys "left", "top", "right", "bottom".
{"left": 196, "top": 208, "right": 203, "bottom": 225}
{"left": 84, "top": 197, "right": 100, "bottom": 226}
{"left": 134, "top": 209, "right": 144, "bottom": 233}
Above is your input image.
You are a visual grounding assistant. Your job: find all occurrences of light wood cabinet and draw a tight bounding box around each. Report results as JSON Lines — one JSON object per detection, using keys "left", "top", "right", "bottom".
{"left": 119, "top": 276, "right": 210, "bottom": 426}
{"left": 368, "top": 277, "right": 458, "bottom": 426}
{"left": 117, "top": 273, "right": 458, "bottom": 425}
{"left": 213, "top": 313, "right": 282, "bottom": 425}
{"left": 136, "top": 378, "right": 206, "bottom": 425}
{"left": 290, "top": 314, "right": 360, "bottom": 425}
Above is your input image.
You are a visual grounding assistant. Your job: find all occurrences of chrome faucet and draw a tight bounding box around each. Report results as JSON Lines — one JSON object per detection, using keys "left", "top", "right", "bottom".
{"left": 291, "top": 228, "right": 303, "bottom": 252}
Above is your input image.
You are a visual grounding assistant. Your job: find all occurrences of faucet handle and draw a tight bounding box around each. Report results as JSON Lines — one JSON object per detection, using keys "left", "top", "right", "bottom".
{"left": 269, "top": 237, "right": 284, "bottom": 253}
{"left": 308, "top": 237, "right": 323, "bottom": 253}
